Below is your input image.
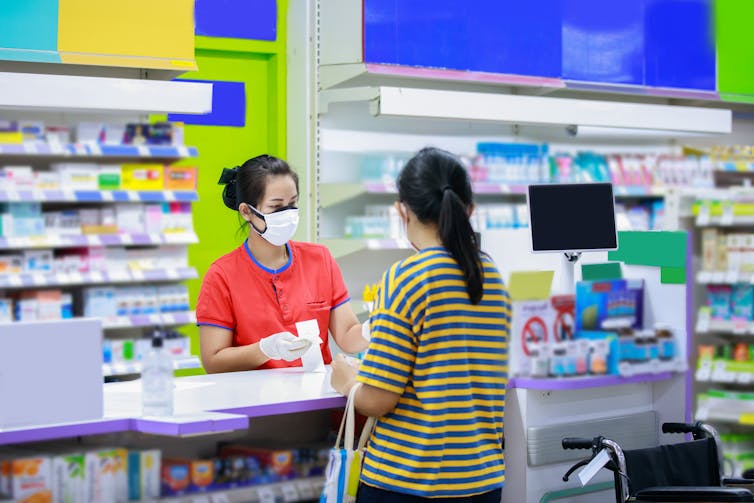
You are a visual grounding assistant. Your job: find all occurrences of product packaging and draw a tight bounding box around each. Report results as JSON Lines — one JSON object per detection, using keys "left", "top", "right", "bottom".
{"left": 120, "top": 164, "right": 164, "bottom": 191}
{"left": 127, "top": 449, "right": 160, "bottom": 501}
{"left": 164, "top": 166, "right": 197, "bottom": 190}
{"left": 51, "top": 452, "right": 86, "bottom": 503}
{"left": 84, "top": 448, "right": 127, "bottom": 503}
{"left": 160, "top": 459, "right": 191, "bottom": 497}
{"left": 5, "top": 454, "right": 53, "bottom": 503}
{"left": 732, "top": 284, "right": 754, "bottom": 321}
{"left": 708, "top": 285, "right": 733, "bottom": 320}
{"left": 702, "top": 228, "right": 718, "bottom": 271}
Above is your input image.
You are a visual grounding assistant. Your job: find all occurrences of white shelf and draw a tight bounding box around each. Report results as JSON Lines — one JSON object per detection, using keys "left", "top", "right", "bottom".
{"left": 0, "top": 232, "right": 197, "bottom": 250}
{"left": 696, "top": 270, "right": 754, "bottom": 285}
{"left": 0, "top": 142, "right": 198, "bottom": 160}
{"left": 156, "top": 477, "right": 325, "bottom": 503}
{"left": 0, "top": 267, "right": 197, "bottom": 289}
{"left": 321, "top": 86, "right": 731, "bottom": 134}
{"left": 0, "top": 188, "right": 198, "bottom": 203}
{"left": 102, "top": 311, "right": 196, "bottom": 330}
{"left": 320, "top": 181, "right": 664, "bottom": 208}
{"left": 0, "top": 72, "right": 212, "bottom": 115}
{"left": 696, "top": 215, "right": 754, "bottom": 227}
{"left": 696, "top": 315, "right": 754, "bottom": 335}
{"left": 321, "top": 237, "right": 412, "bottom": 258}
{"left": 103, "top": 356, "right": 201, "bottom": 377}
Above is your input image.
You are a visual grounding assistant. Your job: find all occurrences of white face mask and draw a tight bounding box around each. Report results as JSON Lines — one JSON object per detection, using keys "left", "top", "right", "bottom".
{"left": 248, "top": 205, "right": 299, "bottom": 246}
{"left": 398, "top": 202, "right": 420, "bottom": 252}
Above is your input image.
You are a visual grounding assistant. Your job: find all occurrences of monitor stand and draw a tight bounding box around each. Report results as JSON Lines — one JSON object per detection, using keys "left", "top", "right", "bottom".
{"left": 557, "top": 251, "right": 581, "bottom": 295}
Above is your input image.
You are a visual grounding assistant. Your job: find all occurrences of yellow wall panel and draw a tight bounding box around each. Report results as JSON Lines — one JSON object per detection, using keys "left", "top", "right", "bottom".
{"left": 58, "top": 0, "right": 194, "bottom": 64}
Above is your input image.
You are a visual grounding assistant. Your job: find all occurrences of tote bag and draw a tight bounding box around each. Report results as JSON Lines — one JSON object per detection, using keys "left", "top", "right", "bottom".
{"left": 320, "top": 383, "right": 376, "bottom": 503}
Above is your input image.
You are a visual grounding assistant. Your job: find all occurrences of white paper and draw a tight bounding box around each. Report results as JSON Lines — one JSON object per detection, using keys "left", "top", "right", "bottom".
{"left": 577, "top": 448, "right": 611, "bottom": 486}
{"left": 296, "top": 319, "right": 325, "bottom": 372}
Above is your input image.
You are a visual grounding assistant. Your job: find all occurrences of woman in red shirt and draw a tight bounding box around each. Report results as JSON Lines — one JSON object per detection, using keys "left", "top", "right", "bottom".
{"left": 197, "top": 155, "right": 368, "bottom": 373}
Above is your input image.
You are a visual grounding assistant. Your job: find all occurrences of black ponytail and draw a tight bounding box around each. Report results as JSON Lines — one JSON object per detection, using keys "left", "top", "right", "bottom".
{"left": 438, "top": 188, "right": 483, "bottom": 304}
{"left": 397, "top": 147, "right": 484, "bottom": 304}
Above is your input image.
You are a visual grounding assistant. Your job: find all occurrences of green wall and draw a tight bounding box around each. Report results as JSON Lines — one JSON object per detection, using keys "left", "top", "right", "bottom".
{"left": 173, "top": 2, "right": 288, "bottom": 375}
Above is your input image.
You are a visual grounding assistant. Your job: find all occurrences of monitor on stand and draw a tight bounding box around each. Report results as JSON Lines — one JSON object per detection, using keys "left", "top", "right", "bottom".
{"left": 527, "top": 182, "right": 618, "bottom": 293}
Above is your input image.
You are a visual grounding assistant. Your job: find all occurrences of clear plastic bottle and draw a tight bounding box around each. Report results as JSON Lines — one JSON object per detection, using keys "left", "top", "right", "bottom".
{"left": 142, "top": 332, "right": 174, "bottom": 416}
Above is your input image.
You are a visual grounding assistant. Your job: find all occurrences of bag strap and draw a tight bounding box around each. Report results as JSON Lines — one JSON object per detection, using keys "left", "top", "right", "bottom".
{"left": 334, "top": 382, "right": 361, "bottom": 450}
{"left": 357, "top": 416, "right": 377, "bottom": 451}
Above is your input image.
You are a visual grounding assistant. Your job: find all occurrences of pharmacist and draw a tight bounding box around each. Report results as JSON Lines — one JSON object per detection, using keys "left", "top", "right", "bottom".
{"left": 197, "top": 155, "right": 369, "bottom": 373}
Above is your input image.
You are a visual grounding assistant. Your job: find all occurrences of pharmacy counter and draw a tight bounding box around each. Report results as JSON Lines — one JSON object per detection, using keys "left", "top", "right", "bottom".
{"left": 0, "top": 368, "right": 346, "bottom": 445}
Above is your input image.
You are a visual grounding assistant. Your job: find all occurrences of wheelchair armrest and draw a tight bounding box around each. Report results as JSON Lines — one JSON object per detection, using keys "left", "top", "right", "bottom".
{"left": 724, "top": 478, "right": 754, "bottom": 486}
{"left": 635, "top": 486, "right": 754, "bottom": 502}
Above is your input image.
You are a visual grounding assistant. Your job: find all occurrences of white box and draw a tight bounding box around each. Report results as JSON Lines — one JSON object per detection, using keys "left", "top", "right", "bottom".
{"left": 0, "top": 319, "right": 103, "bottom": 428}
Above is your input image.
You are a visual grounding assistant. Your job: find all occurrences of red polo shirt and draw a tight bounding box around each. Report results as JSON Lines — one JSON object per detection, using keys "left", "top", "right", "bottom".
{"left": 196, "top": 240, "right": 350, "bottom": 369}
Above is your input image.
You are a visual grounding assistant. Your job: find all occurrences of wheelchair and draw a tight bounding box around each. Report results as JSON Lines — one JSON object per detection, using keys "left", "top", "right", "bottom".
{"left": 561, "top": 421, "right": 754, "bottom": 502}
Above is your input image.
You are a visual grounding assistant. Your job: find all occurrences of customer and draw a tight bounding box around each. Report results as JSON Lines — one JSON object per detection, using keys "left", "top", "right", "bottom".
{"left": 197, "top": 154, "right": 368, "bottom": 373}
{"left": 331, "top": 147, "right": 510, "bottom": 502}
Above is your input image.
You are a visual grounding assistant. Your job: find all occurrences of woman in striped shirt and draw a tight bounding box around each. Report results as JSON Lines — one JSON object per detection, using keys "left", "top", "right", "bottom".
{"left": 331, "top": 147, "right": 511, "bottom": 502}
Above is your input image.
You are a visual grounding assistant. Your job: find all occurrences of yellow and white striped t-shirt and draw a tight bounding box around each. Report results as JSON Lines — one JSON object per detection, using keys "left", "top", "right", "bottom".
{"left": 357, "top": 246, "right": 510, "bottom": 498}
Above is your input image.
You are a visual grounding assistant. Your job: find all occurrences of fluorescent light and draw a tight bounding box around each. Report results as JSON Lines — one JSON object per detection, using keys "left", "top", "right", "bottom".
{"left": 376, "top": 87, "right": 731, "bottom": 135}
{"left": 0, "top": 72, "right": 213, "bottom": 114}
{"left": 573, "top": 126, "right": 718, "bottom": 138}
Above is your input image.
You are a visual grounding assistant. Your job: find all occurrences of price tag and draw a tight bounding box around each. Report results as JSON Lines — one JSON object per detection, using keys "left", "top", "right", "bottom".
{"left": 258, "top": 487, "right": 276, "bottom": 503}
{"left": 7, "top": 190, "right": 20, "bottom": 202}
{"left": 177, "top": 146, "right": 191, "bottom": 158}
{"left": 119, "top": 234, "right": 133, "bottom": 245}
{"left": 89, "top": 271, "right": 104, "bottom": 284}
{"left": 696, "top": 308, "right": 712, "bottom": 333}
{"left": 148, "top": 232, "right": 161, "bottom": 243}
{"left": 282, "top": 483, "right": 299, "bottom": 502}
{"left": 62, "top": 189, "right": 76, "bottom": 201}
{"left": 69, "top": 272, "right": 83, "bottom": 284}
{"left": 698, "top": 271, "right": 712, "bottom": 284}
{"left": 166, "top": 269, "right": 179, "bottom": 280}
{"left": 24, "top": 142, "right": 38, "bottom": 154}
{"left": 577, "top": 448, "right": 611, "bottom": 486}
{"left": 89, "top": 144, "right": 102, "bottom": 156}
{"left": 137, "top": 145, "right": 150, "bottom": 157}
{"left": 101, "top": 191, "right": 114, "bottom": 202}
{"left": 73, "top": 144, "right": 87, "bottom": 155}
{"left": 696, "top": 202, "right": 711, "bottom": 226}
{"left": 110, "top": 270, "right": 129, "bottom": 282}
{"left": 31, "top": 273, "right": 46, "bottom": 285}
{"left": 722, "top": 202, "right": 735, "bottom": 225}
{"left": 738, "top": 373, "right": 753, "bottom": 385}
{"left": 726, "top": 270, "right": 740, "bottom": 284}
{"left": 48, "top": 140, "right": 64, "bottom": 154}
{"left": 712, "top": 271, "right": 726, "bottom": 284}
{"left": 8, "top": 275, "right": 23, "bottom": 287}
{"left": 210, "top": 494, "right": 230, "bottom": 503}
{"left": 127, "top": 191, "right": 140, "bottom": 202}
{"left": 131, "top": 270, "right": 145, "bottom": 281}
{"left": 161, "top": 314, "right": 176, "bottom": 325}
{"left": 296, "top": 481, "right": 315, "bottom": 500}
{"left": 734, "top": 321, "right": 749, "bottom": 335}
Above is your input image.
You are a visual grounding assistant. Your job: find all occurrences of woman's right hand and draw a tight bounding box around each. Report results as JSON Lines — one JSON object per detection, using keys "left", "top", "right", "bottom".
{"left": 259, "top": 331, "right": 313, "bottom": 361}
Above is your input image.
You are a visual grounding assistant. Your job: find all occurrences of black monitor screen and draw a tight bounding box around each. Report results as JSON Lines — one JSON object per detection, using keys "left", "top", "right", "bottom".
{"left": 528, "top": 183, "right": 618, "bottom": 252}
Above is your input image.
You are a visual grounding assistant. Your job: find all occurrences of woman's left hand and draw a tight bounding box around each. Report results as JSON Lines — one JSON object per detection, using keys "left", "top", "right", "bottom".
{"left": 331, "top": 354, "right": 359, "bottom": 396}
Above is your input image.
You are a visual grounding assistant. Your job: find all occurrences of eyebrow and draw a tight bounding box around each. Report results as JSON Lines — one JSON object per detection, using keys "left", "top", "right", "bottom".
{"left": 268, "top": 196, "right": 298, "bottom": 203}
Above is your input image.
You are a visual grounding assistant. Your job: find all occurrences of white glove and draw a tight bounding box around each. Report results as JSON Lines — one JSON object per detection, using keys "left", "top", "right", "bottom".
{"left": 259, "top": 331, "right": 313, "bottom": 361}
{"left": 361, "top": 321, "right": 371, "bottom": 342}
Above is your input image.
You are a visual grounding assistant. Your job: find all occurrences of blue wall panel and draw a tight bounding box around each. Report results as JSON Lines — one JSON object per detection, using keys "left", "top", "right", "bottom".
{"left": 644, "top": 0, "right": 715, "bottom": 90}
{"left": 195, "top": 0, "right": 276, "bottom": 41}
{"left": 364, "top": 0, "right": 561, "bottom": 78}
{"left": 0, "top": 0, "right": 59, "bottom": 53}
{"left": 562, "top": 0, "right": 645, "bottom": 84}
{"left": 168, "top": 80, "right": 246, "bottom": 127}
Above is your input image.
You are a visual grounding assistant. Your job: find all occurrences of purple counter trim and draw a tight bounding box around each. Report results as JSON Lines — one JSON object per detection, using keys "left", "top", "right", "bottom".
{"left": 647, "top": 88, "right": 720, "bottom": 101}
{"left": 365, "top": 63, "right": 565, "bottom": 89}
{"left": 508, "top": 372, "right": 674, "bottom": 390}
{"left": 0, "top": 418, "right": 130, "bottom": 445}
{"left": 686, "top": 229, "right": 694, "bottom": 423}
{"left": 215, "top": 396, "right": 347, "bottom": 418}
{"left": 132, "top": 415, "right": 249, "bottom": 437}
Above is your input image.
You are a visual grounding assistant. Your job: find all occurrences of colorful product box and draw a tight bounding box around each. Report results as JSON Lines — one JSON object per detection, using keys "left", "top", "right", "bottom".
{"left": 732, "top": 284, "right": 754, "bottom": 321}
{"left": 218, "top": 446, "right": 293, "bottom": 481}
{"left": 160, "top": 459, "right": 190, "bottom": 497}
{"left": 575, "top": 279, "right": 644, "bottom": 331}
{"left": 120, "top": 164, "right": 164, "bottom": 191}
{"left": 164, "top": 166, "right": 197, "bottom": 190}
{"left": 702, "top": 228, "right": 718, "bottom": 271}
{"left": 51, "top": 452, "right": 86, "bottom": 503}
{"left": 127, "top": 449, "right": 160, "bottom": 501}
{"left": 7, "top": 455, "right": 53, "bottom": 503}
{"left": 85, "top": 448, "right": 128, "bottom": 503}
{"left": 98, "top": 166, "right": 121, "bottom": 190}
{"left": 708, "top": 285, "right": 733, "bottom": 320}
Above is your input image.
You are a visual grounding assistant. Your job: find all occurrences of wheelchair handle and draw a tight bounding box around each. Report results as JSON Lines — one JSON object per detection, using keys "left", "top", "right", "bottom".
{"left": 562, "top": 437, "right": 595, "bottom": 450}
{"left": 662, "top": 422, "right": 700, "bottom": 435}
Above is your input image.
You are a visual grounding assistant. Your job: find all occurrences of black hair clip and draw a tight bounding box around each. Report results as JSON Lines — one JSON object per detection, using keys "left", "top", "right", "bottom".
{"left": 218, "top": 166, "right": 239, "bottom": 185}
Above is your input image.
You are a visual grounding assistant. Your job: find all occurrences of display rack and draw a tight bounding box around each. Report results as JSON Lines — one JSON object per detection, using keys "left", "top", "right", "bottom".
{"left": 0, "top": 71, "right": 208, "bottom": 380}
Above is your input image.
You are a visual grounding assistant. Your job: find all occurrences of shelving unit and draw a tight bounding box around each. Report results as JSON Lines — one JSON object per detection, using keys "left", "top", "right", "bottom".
{"left": 0, "top": 141, "right": 198, "bottom": 160}
{"left": 102, "top": 355, "right": 202, "bottom": 377}
{"left": 0, "top": 266, "right": 197, "bottom": 289}
{"left": 101, "top": 311, "right": 197, "bottom": 330}
{"left": 0, "top": 189, "right": 198, "bottom": 203}
{"left": 0, "top": 232, "right": 198, "bottom": 250}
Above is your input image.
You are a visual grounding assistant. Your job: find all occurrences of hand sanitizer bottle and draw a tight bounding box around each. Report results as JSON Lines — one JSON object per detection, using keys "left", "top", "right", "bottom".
{"left": 142, "top": 331, "right": 174, "bottom": 416}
